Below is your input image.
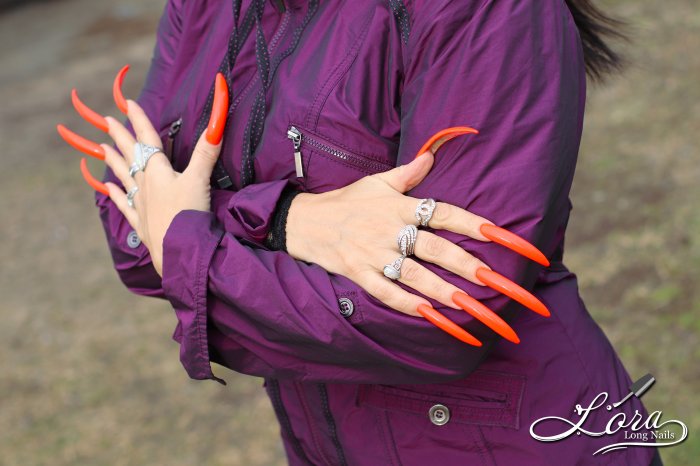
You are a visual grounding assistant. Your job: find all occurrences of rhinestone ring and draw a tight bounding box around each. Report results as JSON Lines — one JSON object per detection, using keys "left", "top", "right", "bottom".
{"left": 415, "top": 198, "right": 437, "bottom": 227}
{"left": 126, "top": 185, "right": 139, "bottom": 208}
{"left": 397, "top": 224, "right": 418, "bottom": 256}
{"left": 133, "top": 142, "right": 164, "bottom": 174}
{"left": 383, "top": 254, "right": 406, "bottom": 281}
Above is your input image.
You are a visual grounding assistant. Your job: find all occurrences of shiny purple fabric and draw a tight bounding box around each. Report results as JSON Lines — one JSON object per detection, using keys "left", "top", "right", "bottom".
{"left": 95, "top": 0, "right": 657, "bottom": 464}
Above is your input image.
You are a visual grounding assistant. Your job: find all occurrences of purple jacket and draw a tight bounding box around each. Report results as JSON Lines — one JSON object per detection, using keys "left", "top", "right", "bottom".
{"left": 96, "top": 1, "right": 656, "bottom": 464}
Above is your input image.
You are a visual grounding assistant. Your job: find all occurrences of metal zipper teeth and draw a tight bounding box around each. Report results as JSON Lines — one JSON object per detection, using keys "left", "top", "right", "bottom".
{"left": 266, "top": 379, "right": 311, "bottom": 463}
{"left": 301, "top": 133, "right": 393, "bottom": 173}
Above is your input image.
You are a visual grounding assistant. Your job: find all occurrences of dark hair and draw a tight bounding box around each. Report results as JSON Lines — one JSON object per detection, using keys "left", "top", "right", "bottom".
{"left": 565, "top": 0, "right": 627, "bottom": 81}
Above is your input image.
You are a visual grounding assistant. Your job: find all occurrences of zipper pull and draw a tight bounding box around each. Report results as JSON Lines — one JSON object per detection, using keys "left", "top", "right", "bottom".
{"left": 287, "top": 126, "right": 304, "bottom": 178}
{"left": 164, "top": 117, "right": 183, "bottom": 159}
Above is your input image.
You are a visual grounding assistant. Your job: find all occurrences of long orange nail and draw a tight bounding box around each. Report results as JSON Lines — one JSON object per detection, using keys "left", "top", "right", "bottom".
{"left": 80, "top": 158, "right": 108, "bottom": 195}
{"left": 452, "top": 291, "right": 520, "bottom": 344}
{"left": 57, "top": 124, "right": 105, "bottom": 160}
{"left": 475, "top": 268, "right": 550, "bottom": 317}
{"left": 480, "top": 224, "right": 550, "bottom": 267}
{"left": 113, "top": 64, "right": 130, "bottom": 115}
{"left": 206, "top": 72, "right": 229, "bottom": 145}
{"left": 415, "top": 126, "right": 479, "bottom": 159}
{"left": 416, "top": 304, "right": 482, "bottom": 346}
{"left": 71, "top": 89, "right": 109, "bottom": 132}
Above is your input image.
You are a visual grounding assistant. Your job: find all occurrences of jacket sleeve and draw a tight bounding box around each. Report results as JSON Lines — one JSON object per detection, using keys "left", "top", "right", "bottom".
{"left": 94, "top": 0, "right": 293, "bottom": 298}
{"left": 160, "top": 0, "right": 587, "bottom": 384}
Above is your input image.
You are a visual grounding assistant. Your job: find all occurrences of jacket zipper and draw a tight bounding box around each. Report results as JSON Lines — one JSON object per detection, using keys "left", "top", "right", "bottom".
{"left": 287, "top": 125, "right": 393, "bottom": 177}
{"left": 164, "top": 117, "right": 183, "bottom": 160}
{"left": 266, "top": 378, "right": 311, "bottom": 463}
{"left": 318, "top": 383, "right": 348, "bottom": 466}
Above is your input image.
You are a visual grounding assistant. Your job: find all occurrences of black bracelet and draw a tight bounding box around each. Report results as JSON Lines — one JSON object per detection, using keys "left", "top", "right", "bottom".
{"left": 265, "top": 185, "right": 302, "bottom": 252}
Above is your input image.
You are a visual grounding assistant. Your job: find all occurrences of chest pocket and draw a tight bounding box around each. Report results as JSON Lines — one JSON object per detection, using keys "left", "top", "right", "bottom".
{"left": 287, "top": 123, "right": 394, "bottom": 193}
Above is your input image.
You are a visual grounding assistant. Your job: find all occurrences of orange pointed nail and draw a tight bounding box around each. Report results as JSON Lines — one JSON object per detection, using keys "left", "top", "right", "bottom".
{"left": 206, "top": 72, "right": 229, "bottom": 145}
{"left": 416, "top": 304, "right": 482, "bottom": 346}
{"left": 57, "top": 124, "right": 105, "bottom": 160}
{"left": 480, "top": 223, "right": 550, "bottom": 267}
{"left": 452, "top": 291, "right": 520, "bottom": 344}
{"left": 113, "top": 64, "right": 130, "bottom": 115}
{"left": 475, "top": 268, "right": 550, "bottom": 317}
{"left": 80, "top": 158, "right": 108, "bottom": 195}
{"left": 71, "top": 89, "right": 109, "bottom": 132}
{"left": 415, "top": 126, "right": 479, "bottom": 159}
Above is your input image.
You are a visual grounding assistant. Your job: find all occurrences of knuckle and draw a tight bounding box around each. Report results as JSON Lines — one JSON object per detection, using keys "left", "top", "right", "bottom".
{"left": 400, "top": 260, "right": 421, "bottom": 282}
{"left": 431, "top": 202, "right": 450, "bottom": 224}
{"left": 422, "top": 234, "right": 446, "bottom": 257}
{"left": 458, "top": 252, "right": 480, "bottom": 274}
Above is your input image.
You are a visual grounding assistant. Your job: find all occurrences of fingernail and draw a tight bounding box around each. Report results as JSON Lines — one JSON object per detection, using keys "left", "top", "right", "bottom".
{"left": 480, "top": 223, "right": 550, "bottom": 266}
{"left": 71, "top": 89, "right": 109, "bottom": 132}
{"left": 414, "top": 126, "right": 479, "bottom": 159}
{"left": 416, "top": 304, "right": 483, "bottom": 346}
{"left": 57, "top": 124, "right": 105, "bottom": 160}
{"left": 452, "top": 291, "right": 520, "bottom": 343}
{"left": 475, "top": 267, "right": 550, "bottom": 317}
{"left": 80, "top": 158, "right": 108, "bottom": 195}
{"left": 113, "top": 64, "right": 130, "bottom": 115}
{"left": 206, "top": 73, "right": 229, "bottom": 145}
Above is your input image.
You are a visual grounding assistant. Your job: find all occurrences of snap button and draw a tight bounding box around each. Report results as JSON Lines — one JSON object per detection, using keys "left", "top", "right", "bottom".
{"left": 338, "top": 297, "right": 354, "bottom": 317}
{"left": 127, "top": 230, "right": 141, "bottom": 249}
{"left": 428, "top": 404, "right": 450, "bottom": 426}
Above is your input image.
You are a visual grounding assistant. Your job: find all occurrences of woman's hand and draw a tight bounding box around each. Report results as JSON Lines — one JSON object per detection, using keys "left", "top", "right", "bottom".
{"left": 286, "top": 146, "right": 549, "bottom": 332}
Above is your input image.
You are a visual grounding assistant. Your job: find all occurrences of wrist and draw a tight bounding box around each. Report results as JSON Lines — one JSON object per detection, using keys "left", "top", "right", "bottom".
{"left": 264, "top": 186, "right": 304, "bottom": 252}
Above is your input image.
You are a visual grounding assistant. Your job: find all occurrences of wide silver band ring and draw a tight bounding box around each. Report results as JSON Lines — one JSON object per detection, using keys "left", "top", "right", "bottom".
{"left": 397, "top": 224, "right": 418, "bottom": 256}
{"left": 126, "top": 185, "right": 139, "bottom": 208}
{"left": 415, "top": 198, "right": 437, "bottom": 227}
{"left": 383, "top": 254, "right": 406, "bottom": 280}
{"left": 133, "top": 142, "right": 163, "bottom": 174}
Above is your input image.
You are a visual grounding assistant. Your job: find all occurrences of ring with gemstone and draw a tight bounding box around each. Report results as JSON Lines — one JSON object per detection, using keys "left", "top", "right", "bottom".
{"left": 397, "top": 224, "right": 418, "bottom": 256}
{"left": 129, "top": 162, "right": 141, "bottom": 177}
{"left": 383, "top": 254, "right": 406, "bottom": 280}
{"left": 415, "top": 198, "right": 437, "bottom": 227}
{"left": 133, "top": 142, "right": 163, "bottom": 173}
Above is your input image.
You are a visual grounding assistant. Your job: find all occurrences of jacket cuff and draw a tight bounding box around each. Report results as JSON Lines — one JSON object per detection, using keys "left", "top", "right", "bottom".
{"left": 162, "top": 209, "right": 226, "bottom": 384}
{"left": 264, "top": 184, "right": 302, "bottom": 251}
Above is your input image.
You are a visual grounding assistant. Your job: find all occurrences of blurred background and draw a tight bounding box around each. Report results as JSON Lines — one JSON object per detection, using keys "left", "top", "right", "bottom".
{"left": 0, "top": 0, "right": 697, "bottom": 464}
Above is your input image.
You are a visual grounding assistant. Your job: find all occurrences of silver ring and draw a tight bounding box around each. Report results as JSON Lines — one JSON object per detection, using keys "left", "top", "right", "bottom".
{"left": 415, "top": 198, "right": 437, "bottom": 227}
{"left": 129, "top": 162, "right": 141, "bottom": 177}
{"left": 383, "top": 254, "right": 406, "bottom": 280}
{"left": 133, "top": 142, "right": 163, "bottom": 173}
{"left": 126, "top": 185, "right": 139, "bottom": 207}
{"left": 397, "top": 225, "right": 418, "bottom": 256}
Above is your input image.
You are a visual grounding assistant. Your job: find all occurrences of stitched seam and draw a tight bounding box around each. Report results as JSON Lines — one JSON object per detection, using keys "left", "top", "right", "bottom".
{"left": 295, "top": 382, "right": 334, "bottom": 466}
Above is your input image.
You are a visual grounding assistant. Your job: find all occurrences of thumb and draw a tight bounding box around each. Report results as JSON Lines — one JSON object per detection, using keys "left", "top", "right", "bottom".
{"left": 185, "top": 73, "right": 229, "bottom": 179}
{"left": 376, "top": 150, "right": 434, "bottom": 193}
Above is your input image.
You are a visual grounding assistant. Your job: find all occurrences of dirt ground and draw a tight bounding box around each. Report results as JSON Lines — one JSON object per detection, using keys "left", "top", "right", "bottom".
{"left": 0, "top": 0, "right": 697, "bottom": 465}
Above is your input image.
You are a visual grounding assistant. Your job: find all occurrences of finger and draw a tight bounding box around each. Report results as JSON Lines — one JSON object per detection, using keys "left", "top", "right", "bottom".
{"left": 101, "top": 143, "right": 136, "bottom": 191}
{"left": 394, "top": 257, "right": 466, "bottom": 310}
{"left": 375, "top": 150, "right": 434, "bottom": 193}
{"left": 125, "top": 99, "right": 164, "bottom": 148}
{"left": 353, "top": 271, "right": 428, "bottom": 317}
{"left": 475, "top": 267, "right": 551, "bottom": 317}
{"left": 104, "top": 116, "right": 137, "bottom": 166}
{"left": 71, "top": 89, "right": 109, "bottom": 132}
{"left": 79, "top": 158, "right": 108, "bottom": 195}
{"left": 412, "top": 230, "right": 489, "bottom": 285}
{"left": 185, "top": 73, "right": 229, "bottom": 178}
{"left": 408, "top": 200, "right": 550, "bottom": 266}
{"left": 113, "top": 64, "right": 130, "bottom": 115}
{"left": 104, "top": 181, "right": 140, "bottom": 229}
{"left": 56, "top": 124, "right": 105, "bottom": 160}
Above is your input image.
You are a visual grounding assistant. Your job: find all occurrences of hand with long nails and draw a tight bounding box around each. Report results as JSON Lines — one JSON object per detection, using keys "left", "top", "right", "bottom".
{"left": 284, "top": 126, "right": 552, "bottom": 347}
{"left": 57, "top": 66, "right": 229, "bottom": 275}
